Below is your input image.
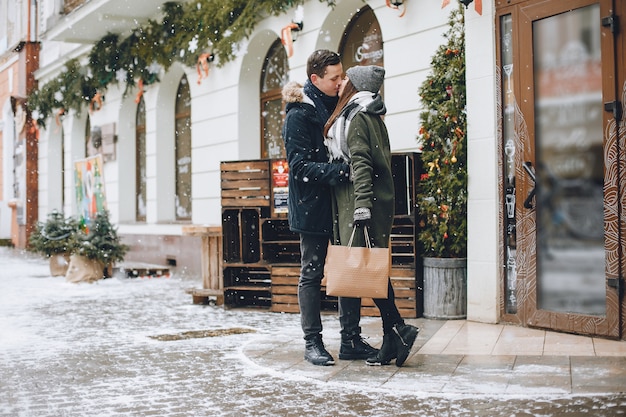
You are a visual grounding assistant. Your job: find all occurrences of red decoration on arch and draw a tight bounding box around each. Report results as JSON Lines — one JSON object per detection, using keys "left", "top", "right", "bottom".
{"left": 281, "top": 23, "right": 300, "bottom": 58}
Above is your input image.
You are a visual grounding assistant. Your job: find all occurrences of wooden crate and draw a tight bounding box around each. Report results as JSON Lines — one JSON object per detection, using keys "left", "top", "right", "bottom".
{"left": 222, "top": 208, "right": 262, "bottom": 264}
{"left": 391, "top": 216, "right": 416, "bottom": 268}
{"left": 261, "top": 219, "right": 300, "bottom": 264}
{"left": 221, "top": 160, "right": 271, "bottom": 208}
{"left": 360, "top": 268, "right": 418, "bottom": 318}
{"left": 270, "top": 266, "right": 300, "bottom": 313}
{"left": 223, "top": 266, "right": 272, "bottom": 308}
{"left": 270, "top": 266, "right": 338, "bottom": 313}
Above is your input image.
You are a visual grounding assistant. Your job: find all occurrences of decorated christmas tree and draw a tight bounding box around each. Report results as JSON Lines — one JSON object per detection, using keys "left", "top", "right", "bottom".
{"left": 74, "top": 210, "right": 129, "bottom": 267}
{"left": 416, "top": 6, "right": 467, "bottom": 258}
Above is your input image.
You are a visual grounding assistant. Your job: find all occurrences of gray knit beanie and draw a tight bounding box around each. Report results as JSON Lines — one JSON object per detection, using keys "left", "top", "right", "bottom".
{"left": 346, "top": 65, "right": 385, "bottom": 93}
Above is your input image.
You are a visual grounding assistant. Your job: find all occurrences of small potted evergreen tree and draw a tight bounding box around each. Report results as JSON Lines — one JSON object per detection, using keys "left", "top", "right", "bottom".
{"left": 66, "top": 211, "right": 129, "bottom": 283}
{"left": 416, "top": 6, "right": 468, "bottom": 319}
{"left": 28, "top": 210, "right": 80, "bottom": 276}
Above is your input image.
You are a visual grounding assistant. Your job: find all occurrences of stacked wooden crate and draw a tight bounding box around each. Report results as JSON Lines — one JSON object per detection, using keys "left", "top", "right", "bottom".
{"left": 220, "top": 159, "right": 334, "bottom": 311}
{"left": 220, "top": 154, "right": 422, "bottom": 318}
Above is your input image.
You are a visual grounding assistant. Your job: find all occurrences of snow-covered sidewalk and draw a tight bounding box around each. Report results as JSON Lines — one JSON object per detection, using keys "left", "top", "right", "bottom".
{"left": 1, "top": 247, "right": 625, "bottom": 416}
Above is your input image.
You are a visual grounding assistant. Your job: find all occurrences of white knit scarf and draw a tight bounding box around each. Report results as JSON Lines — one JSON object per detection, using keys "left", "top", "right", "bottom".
{"left": 325, "top": 91, "right": 377, "bottom": 163}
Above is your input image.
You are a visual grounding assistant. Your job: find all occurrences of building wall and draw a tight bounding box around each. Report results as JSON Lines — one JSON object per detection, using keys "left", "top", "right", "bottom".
{"left": 465, "top": 1, "right": 500, "bottom": 323}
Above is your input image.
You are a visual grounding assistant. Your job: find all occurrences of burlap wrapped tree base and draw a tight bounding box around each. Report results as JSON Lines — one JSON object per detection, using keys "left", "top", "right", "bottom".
{"left": 65, "top": 255, "right": 105, "bottom": 283}
{"left": 49, "top": 253, "right": 70, "bottom": 277}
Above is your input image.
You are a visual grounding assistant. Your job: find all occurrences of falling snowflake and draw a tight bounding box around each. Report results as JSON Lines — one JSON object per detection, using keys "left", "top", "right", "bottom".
{"left": 116, "top": 69, "right": 128, "bottom": 83}
{"left": 232, "top": 42, "right": 247, "bottom": 58}
{"left": 54, "top": 91, "right": 63, "bottom": 102}
{"left": 188, "top": 36, "right": 199, "bottom": 53}
{"left": 147, "top": 62, "right": 161, "bottom": 75}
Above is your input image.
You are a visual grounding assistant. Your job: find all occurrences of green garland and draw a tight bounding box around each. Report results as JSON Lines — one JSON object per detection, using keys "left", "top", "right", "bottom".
{"left": 28, "top": 0, "right": 334, "bottom": 127}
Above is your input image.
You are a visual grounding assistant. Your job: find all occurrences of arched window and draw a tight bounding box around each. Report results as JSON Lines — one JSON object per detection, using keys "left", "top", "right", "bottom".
{"left": 260, "top": 39, "right": 289, "bottom": 158}
{"left": 85, "top": 116, "right": 93, "bottom": 157}
{"left": 339, "top": 6, "right": 384, "bottom": 81}
{"left": 135, "top": 97, "right": 147, "bottom": 222}
{"left": 174, "top": 75, "right": 192, "bottom": 221}
{"left": 61, "top": 128, "right": 65, "bottom": 209}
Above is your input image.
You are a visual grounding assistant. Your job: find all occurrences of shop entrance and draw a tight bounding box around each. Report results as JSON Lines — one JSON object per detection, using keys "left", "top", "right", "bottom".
{"left": 498, "top": 0, "right": 625, "bottom": 337}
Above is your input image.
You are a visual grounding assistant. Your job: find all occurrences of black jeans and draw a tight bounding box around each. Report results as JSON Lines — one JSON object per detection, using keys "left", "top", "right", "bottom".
{"left": 298, "top": 233, "right": 361, "bottom": 341}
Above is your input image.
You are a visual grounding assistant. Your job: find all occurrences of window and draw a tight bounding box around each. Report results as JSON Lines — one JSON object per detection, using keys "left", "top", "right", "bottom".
{"left": 339, "top": 6, "right": 384, "bottom": 73}
{"left": 136, "top": 97, "right": 147, "bottom": 222}
{"left": 260, "top": 39, "right": 289, "bottom": 159}
{"left": 85, "top": 116, "right": 93, "bottom": 157}
{"left": 174, "top": 76, "right": 192, "bottom": 221}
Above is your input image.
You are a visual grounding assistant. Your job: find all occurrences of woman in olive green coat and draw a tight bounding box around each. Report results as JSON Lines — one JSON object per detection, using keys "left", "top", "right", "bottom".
{"left": 324, "top": 65, "right": 419, "bottom": 367}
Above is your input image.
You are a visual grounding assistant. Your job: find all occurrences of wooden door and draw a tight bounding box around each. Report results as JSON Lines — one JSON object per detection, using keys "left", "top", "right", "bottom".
{"left": 499, "top": 0, "right": 624, "bottom": 337}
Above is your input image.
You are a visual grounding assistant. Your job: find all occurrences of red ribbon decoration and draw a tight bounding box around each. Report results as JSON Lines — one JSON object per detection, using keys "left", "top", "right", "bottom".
{"left": 197, "top": 53, "right": 212, "bottom": 85}
{"left": 29, "top": 119, "right": 40, "bottom": 140}
{"left": 89, "top": 91, "right": 103, "bottom": 113}
{"left": 386, "top": 0, "right": 407, "bottom": 17}
{"left": 474, "top": 0, "right": 482, "bottom": 15}
{"left": 135, "top": 79, "right": 144, "bottom": 104}
{"left": 53, "top": 108, "right": 66, "bottom": 133}
{"left": 55, "top": 108, "right": 65, "bottom": 125}
{"left": 281, "top": 23, "right": 300, "bottom": 58}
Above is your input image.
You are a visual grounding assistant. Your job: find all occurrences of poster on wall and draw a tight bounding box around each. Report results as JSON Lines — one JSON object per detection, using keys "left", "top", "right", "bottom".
{"left": 74, "top": 155, "right": 107, "bottom": 228}
{"left": 272, "top": 159, "right": 289, "bottom": 215}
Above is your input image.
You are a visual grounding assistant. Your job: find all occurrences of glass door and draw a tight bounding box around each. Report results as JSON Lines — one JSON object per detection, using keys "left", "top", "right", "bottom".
{"left": 509, "top": 0, "right": 623, "bottom": 337}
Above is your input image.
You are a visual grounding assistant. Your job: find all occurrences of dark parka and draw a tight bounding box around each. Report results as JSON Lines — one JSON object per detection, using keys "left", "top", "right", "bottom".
{"left": 332, "top": 103, "right": 394, "bottom": 249}
{"left": 281, "top": 82, "right": 351, "bottom": 236}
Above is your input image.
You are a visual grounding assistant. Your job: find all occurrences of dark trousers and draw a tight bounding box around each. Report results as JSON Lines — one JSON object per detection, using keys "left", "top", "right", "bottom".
{"left": 298, "top": 233, "right": 361, "bottom": 341}
{"left": 373, "top": 280, "right": 404, "bottom": 334}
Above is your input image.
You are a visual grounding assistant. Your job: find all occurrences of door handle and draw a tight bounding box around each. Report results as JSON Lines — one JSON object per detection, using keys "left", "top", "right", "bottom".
{"left": 523, "top": 161, "right": 536, "bottom": 209}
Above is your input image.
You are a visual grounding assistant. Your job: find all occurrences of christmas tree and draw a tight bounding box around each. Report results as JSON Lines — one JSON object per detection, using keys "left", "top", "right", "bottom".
{"left": 74, "top": 210, "right": 129, "bottom": 266}
{"left": 416, "top": 6, "right": 467, "bottom": 258}
{"left": 29, "top": 210, "right": 80, "bottom": 257}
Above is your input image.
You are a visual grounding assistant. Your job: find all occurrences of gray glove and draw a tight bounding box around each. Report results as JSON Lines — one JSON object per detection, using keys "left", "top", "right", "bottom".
{"left": 353, "top": 207, "right": 371, "bottom": 227}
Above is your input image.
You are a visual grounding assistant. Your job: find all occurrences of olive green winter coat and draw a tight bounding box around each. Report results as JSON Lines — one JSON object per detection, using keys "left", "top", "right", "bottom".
{"left": 332, "top": 111, "right": 394, "bottom": 249}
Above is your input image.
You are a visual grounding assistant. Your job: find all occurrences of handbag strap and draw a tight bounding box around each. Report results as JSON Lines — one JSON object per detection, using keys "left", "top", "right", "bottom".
{"left": 347, "top": 225, "right": 372, "bottom": 249}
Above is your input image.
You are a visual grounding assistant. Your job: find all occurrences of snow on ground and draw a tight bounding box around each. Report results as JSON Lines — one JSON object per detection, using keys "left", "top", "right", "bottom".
{"left": 1, "top": 247, "right": 625, "bottom": 416}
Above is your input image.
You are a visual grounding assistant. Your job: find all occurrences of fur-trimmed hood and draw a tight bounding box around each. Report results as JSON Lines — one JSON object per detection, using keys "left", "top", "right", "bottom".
{"left": 281, "top": 81, "right": 303, "bottom": 103}
{"left": 282, "top": 81, "right": 315, "bottom": 106}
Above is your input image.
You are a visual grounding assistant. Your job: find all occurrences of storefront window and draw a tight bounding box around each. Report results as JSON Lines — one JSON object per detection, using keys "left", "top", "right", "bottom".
{"left": 175, "top": 76, "right": 192, "bottom": 221}
{"left": 339, "top": 6, "right": 384, "bottom": 73}
{"left": 85, "top": 116, "right": 94, "bottom": 157}
{"left": 260, "top": 39, "right": 289, "bottom": 158}
{"left": 136, "top": 97, "right": 147, "bottom": 222}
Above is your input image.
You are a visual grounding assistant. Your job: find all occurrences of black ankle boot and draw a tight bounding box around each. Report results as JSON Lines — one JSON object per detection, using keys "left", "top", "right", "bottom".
{"left": 339, "top": 335, "right": 379, "bottom": 360}
{"left": 392, "top": 323, "right": 419, "bottom": 367}
{"left": 304, "top": 336, "right": 335, "bottom": 366}
{"left": 365, "top": 333, "right": 397, "bottom": 366}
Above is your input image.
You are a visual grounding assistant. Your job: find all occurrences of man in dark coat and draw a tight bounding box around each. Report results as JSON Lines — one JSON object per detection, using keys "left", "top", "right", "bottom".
{"left": 281, "top": 50, "right": 378, "bottom": 366}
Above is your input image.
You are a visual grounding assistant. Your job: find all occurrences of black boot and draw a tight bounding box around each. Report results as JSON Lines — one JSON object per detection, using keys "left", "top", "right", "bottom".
{"left": 393, "top": 323, "right": 419, "bottom": 367}
{"left": 339, "top": 335, "right": 379, "bottom": 360}
{"left": 365, "top": 333, "right": 397, "bottom": 366}
{"left": 304, "top": 336, "right": 335, "bottom": 366}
